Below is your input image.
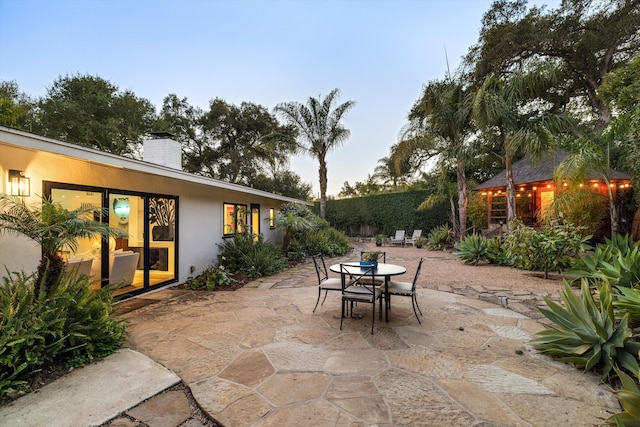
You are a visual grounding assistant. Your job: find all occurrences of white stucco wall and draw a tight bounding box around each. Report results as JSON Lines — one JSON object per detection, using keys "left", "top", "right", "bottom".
{"left": 0, "top": 128, "right": 304, "bottom": 287}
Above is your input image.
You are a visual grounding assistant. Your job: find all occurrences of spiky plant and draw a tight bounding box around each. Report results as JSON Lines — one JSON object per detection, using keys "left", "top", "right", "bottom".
{"left": 0, "top": 194, "right": 124, "bottom": 297}
{"left": 532, "top": 279, "right": 640, "bottom": 380}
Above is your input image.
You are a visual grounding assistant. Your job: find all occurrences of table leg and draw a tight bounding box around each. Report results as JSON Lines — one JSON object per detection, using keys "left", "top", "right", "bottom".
{"left": 385, "top": 276, "right": 389, "bottom": 322}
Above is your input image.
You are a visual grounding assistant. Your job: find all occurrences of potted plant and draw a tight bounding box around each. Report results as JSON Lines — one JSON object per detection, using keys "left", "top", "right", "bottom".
{"left": 375, "top": 234, "right": 386, "bottom": 247}
{"left": 414, "top": 236, "right": 426, "bottom": 249}
{"left": 360, "top": 251, "right": 381, "bottom": 268}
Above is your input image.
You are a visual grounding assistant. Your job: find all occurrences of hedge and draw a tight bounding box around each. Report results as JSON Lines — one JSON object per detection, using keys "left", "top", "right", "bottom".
{"left": 315, "top": 190, "right": 450, "bottom": 237}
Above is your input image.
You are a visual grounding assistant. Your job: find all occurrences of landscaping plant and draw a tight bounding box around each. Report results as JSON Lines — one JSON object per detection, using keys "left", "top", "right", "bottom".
{"left": 569, "top": 234, "right": 640, "bottom": 289}
{"left": 606, "top": 366, "right": 640, "bottom": 427}
{"left": 456, "top": 234, "right": 488, "bottom": 265}
{"left": 184, "top": 265, "right": 233, "bottom": 291}
{"left": 426, "top": 224, "right": 453, "bottom": 250}
{"left": 217, "top": 232, "right": 288, "bottom": 278}
{"left": 532, "top": 280, "right": 640, "bottom": 381}
{"left": 0, "top": 268, "right": 125, "bottom": 398}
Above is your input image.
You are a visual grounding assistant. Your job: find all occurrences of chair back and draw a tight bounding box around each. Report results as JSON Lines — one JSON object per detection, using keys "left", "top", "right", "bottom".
{"left": 411, "top": 230, "right": 422, "bottom": 239}
{"left": 360, "top": 251, "right": 386, "bottom": 262}
{"left": 411, "top": 258, "right": 424, "bottom": 291}
{"left": 312, "top": 255, "right": 329, "bottom": 284}
{"left": 394, "top": 230, "right": 405, "bottom": 239}
{"left": 341, "top": 263, "right": 376, "bottom": 294}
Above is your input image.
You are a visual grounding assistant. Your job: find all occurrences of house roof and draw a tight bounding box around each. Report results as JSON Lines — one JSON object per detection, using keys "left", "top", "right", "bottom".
{"left": 0, "top": 126, "right": 311, "bottom": 205}
{"left": 475, "top": 149, "right": 631, "bottom": 190}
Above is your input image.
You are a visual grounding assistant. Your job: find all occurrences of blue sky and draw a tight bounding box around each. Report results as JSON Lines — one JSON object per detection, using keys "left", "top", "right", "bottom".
{"left": 0, "top": 0, "right": 560, "bottom": 196}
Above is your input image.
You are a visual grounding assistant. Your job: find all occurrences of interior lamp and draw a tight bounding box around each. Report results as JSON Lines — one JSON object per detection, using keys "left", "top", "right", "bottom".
{"left": 9, "top": 170, "right": 30, "bottom": 197}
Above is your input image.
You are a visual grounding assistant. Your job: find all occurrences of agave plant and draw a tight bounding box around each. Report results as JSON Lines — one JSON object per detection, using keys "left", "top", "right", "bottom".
{"left": 456, "top": 234, "right": 487, "bottom": 265}
{"left": 613, "top": 286, "right": 640, "bottom": 327}
{"left": 570, "top": 235, "right": 640, "bottom": 288}
{"left": 532, "top": 279, "right": 640, "bottom": 380}
{"left": 426, "top": 224, "right": 453, "bottom": 250}
{"left": 607, "top": 367, "right": 640, "bottom": 426}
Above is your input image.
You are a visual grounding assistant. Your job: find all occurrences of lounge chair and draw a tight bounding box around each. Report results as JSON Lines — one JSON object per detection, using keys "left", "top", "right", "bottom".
{"left": 388, "top": 230, "right": 405, "bottom": 246}
{"left": 405, "top": 230, "right": 423, "bottom": 246}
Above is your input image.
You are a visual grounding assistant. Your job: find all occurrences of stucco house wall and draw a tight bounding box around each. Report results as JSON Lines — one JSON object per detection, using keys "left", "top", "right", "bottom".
{"left": 0, "top": 127, "right": 308, "bottom": 294}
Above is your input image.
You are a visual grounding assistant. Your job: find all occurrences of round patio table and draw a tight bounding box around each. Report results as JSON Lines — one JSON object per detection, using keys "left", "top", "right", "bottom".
{"left": 329, "top": 262, "right": 406, "bottom": 322}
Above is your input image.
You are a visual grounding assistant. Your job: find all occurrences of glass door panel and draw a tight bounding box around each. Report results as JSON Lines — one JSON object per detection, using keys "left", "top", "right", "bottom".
{"left": 148, "top": 197, "right": 176, "bottom": 286}
{"left": 109, "top": 194, "right": 145, "bottom": 295}
{"left": 51, "top": 188, "right": 103, "bottom": 289}
{"left": 251, "top": 204, "right": 260, "bottom": 242}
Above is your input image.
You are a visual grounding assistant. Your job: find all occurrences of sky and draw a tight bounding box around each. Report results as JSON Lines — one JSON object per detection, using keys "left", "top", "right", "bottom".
{"left": 0, "top": 0, "right": 561, "bottom": 197}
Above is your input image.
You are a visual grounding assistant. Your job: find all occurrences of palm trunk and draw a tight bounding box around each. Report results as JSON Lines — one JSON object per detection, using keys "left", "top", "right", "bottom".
{"left": 505, "top": 153, "right": 516, "bottom": 229}
{"left": 457, "top": 159, "right": 468, "bottom": 241}
{"left": 319, "top": 156, "right": 328, "bottom": 219}
{"left": 607, "top": 183, "right": 619, "bottom": 237}
{"left": 35, "top": 253, "right": 65, "bottom": 298}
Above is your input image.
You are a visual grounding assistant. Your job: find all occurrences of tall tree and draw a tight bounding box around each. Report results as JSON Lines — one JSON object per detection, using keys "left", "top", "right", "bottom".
{"left": 395, "top": 78, "right": 475, "bottom": 239}
{"left": 275, "top": 88, "right": 355, "bottom": 219}
{"left": 38, "top": 74, "right": 156, "bottom": 156}
{"left": 467, "top": 0, "right": 640, "bottom": 133}
{"left": 472, "top": 67, "right": 567, "bottom": 227}
{"left": 0, "top": 81, "right": 37, "bottom": 131}
{"left": 372, "top": 153, "right": 413, "bottom": 190}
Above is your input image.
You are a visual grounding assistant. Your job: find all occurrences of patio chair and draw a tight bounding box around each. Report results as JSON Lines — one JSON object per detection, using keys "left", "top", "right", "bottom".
{"left": 340, "top": 263, "right": 383, "bottom": 334}
{"left": 388, "top": 230, "right": 406, "bottom": 246}
{"left": 312, "top": 255, "right": 353, "bottom": 313}
{"left": 385, "top": 257, "right": 424, "bottom": 324}
{"left": 405, "top": 230, "right": 423, "bottom": 246}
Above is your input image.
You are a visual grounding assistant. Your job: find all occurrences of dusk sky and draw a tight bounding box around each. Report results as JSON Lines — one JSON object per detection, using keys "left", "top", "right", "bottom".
{"left": 0, "top": 0, "right": 561, "bottom": 196}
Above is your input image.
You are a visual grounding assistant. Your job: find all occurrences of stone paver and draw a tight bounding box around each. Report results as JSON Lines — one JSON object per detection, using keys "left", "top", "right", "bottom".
{"left": 118, "top": 243, "right": 619, "bottom": 426}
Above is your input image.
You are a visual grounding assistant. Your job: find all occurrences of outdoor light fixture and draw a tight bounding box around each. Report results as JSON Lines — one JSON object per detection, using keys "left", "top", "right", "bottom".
{"left": 8, "top": 169, "right": 30, "bottom": 197}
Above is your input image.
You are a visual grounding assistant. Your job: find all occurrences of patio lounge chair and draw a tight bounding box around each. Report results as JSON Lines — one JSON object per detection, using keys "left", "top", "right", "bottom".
{"left": 405, "top": 230, "right": 423, "bottom": 246}
{"left": 389, "top": 230, "right": 405, "bottom": 246}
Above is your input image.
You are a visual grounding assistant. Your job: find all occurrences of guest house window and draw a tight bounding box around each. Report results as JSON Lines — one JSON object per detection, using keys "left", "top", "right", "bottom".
{"left": 269, "top": 208, "right": 275, "bottom": 229}
{"left": 223, "top": 203, "right": 247, "bottom": 235}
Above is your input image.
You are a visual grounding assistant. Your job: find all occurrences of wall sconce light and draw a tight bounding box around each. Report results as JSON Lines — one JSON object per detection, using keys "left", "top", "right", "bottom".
{"left": 9, "top": 169, "right": 30, "bottom": 197}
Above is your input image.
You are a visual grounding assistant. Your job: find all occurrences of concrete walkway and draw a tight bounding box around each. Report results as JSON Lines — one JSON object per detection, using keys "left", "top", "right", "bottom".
{"left": 1, "top": 245, "right": 621, "bottom": 426}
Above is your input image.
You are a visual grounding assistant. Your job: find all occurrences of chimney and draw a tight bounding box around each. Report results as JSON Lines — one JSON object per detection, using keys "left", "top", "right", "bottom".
{"left": 143, "top": 132, "right": 182, "bottom": 170}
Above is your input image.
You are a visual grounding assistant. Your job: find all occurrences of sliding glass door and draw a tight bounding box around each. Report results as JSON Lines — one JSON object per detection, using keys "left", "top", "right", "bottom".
{"left": 47, "top": 183, "right": 177, "bottom": 297}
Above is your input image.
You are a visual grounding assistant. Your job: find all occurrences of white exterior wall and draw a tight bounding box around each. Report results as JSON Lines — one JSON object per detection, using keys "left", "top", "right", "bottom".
{"left": 0, "top": 128, "right": 303, "bottom": 285}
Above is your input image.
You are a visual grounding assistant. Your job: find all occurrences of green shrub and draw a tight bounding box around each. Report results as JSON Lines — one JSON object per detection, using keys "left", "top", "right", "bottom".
{"left": 240, "top": 241, "right": 288, "bottom": 278}
{"left": 456, "top": 234, "right": 488, "bottom": 265}
{"left": 185, "top": 265, "right": 233, "bottom": 291}
{"left": 297, "top": 227, "right": 350, "bottom": 258}
{"left": 532, "top": 280, "right": 640, "bottom": 381}
{"left": 485, "top": 236, "right": 508, "bottom": 265}
{"left": 217, "top": 231, "right": 260, "bottom": 272}
{"left": 569, "top": 234, "right": 640, "bottom": 289}
{"left": 218, "top": 232, "right": 288, "bottom": 278}
{"left": 467, "top": 191, "right": 488, "bottom": 229}
{"left": 501, "top": 219, "right": 588, "bottom": 278}
{"left": 426, "top": 224, "right": 454, "bottom": 250}
{"left": 1, "top": 269, "right": 124, "bottom": 398}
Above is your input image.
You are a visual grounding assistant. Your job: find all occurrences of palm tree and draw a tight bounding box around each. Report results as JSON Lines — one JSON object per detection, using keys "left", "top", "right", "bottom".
{"left": 472, "top": 68, "right": 567, "bottom": 228}
{"left": 556, "top": 125, "right": 629, "bottom": 237}
{"left": 0, "top": 194, "right": 124, "bottom": 297}
{"left": 372, "top": 153, "right": 412, "bottom": 190}
{"left": 275, "top": 88, "right": 355, "bottom": 219}
{"left": 394, "top": 78, "right": 474, "bottom": 240}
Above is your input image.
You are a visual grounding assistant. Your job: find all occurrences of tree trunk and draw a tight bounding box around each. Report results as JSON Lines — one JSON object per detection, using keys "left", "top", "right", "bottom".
{"left": 457, "top": 159, "right": 468, "bottom": 241}
{"left": 35, "top": 253, "right": 65, "bottom": 298}
{"left": 319, "top": 156, "right": 328, "bottom": 219}
{"left": 505, "top": 153, "right": 516, "bottom": 229}
{"left": 607, "top": 183, "right": 619, "bottom": 237}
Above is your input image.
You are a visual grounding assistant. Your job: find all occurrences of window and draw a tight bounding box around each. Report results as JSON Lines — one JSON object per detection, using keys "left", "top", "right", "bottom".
{"left": 269, "top": 208, "right": 275, "bottom": 229}
{"left": 223, "top": 203, "right": 247, "bottom": 235}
